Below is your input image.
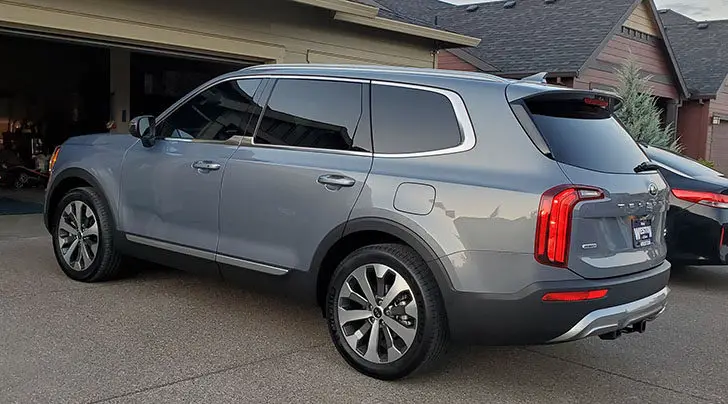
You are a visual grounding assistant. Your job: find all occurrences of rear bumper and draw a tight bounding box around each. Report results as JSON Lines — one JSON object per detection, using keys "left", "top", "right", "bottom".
{"left": 445, "top": 260, "right": 671, "bottom": 345}
{"left": 548, "top": 286, "right": 668, "bottom": 342}
{"left": 666, "top": 202, "right": 728, "bottom": 265}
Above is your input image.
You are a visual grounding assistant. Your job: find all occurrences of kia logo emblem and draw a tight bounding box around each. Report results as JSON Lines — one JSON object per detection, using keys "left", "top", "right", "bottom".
{"left": 648, "top": 183, "right": 658, "bottom": 196}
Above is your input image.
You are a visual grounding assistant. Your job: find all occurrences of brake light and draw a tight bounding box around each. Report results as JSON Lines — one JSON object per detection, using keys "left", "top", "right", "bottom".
{"left": 672, "top": 189, "right": 728, "bottom": 209}
{"left": 583, "top": 97, "right": 609, "bottom": 108}
{"left": 49, "top": 146, "right": 61, "bottom": 173}
{"left": 542, "top": 289, "right": 608, "bottom": 302}
{"left": 535, "top": 185, "right": 605, "bottom": 267}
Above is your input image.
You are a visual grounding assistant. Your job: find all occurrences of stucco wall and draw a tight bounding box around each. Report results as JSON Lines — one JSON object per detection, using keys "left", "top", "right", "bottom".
{"left": 0, "top": 0, "right": 437, "bottom": 67}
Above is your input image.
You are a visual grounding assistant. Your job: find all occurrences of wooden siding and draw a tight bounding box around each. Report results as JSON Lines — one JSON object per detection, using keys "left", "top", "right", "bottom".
{"left": 678, "top": 100, "right": 710, "bottom": 160}
{"left": 710, "top": 80, "right": 728, "bottom": 116}
{"left": 0, "top": 0, "right": 437, "bottom": 67}
{"left": 623, "top": 1, "right": 661, "bottom": 38}
{"left": 575, "top": 35, "right": 678, "bottom": 99}
{"left": 709, "top": 122, "right": 728, "bottom": 174}
{"left": 438, "top": 50, "right": 479, "bottom": 72}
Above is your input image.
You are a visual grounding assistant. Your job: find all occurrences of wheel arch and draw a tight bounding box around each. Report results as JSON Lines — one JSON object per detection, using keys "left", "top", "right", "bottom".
{"left": 45, "top": 168, "right": 115, "bottom": 232}
{"left": 312, "top": 217, "right": 455, "bottom": 311}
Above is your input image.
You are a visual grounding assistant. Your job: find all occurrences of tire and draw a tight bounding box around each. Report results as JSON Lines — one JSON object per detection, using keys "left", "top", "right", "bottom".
{"left": 326, "top": 243, "right": 448, "bottom": 380}
{"left": 51, "top": 187, "right": 123, "bottom": 282}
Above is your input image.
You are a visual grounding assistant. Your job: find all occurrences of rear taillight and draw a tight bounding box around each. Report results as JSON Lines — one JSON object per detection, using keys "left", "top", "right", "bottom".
{"left": 535, "top": 185, "right": 605, "bottom": 267}
{"left": 49, "top": 146, "right": 61, "bottom": 173}
{"left": 542, "top": 289, "right": 608, "bottom": 302}
{"left": 672, "top": 189, "right": 728, "bottom": 209}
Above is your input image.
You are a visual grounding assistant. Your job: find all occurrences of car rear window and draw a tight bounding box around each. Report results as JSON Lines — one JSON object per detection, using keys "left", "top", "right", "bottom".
{"left": 642, "top": 144, "right": 724, "bottom": 178}
{"left": 526, "top": 98, "right": 647, "bottom": 174}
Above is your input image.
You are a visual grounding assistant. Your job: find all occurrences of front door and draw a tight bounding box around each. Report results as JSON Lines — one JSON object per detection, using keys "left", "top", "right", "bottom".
{"left": 218, "top": 78, "right": 373, "bottom": 273}
{"left": 119, "top": 78, "right": 263, "bottom": 256}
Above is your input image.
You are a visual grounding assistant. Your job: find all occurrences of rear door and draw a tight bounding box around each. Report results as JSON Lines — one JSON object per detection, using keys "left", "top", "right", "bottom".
{"left": 217, "top": 77, "right": 373, "bottom": 274}
{"left": 519, "top": 92, "right": 668, "bottom": 279}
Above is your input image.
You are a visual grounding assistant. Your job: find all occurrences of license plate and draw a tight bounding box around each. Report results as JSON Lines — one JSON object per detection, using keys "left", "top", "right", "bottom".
{"left": 632, "top": 217, "right": 653, "bottom": 248}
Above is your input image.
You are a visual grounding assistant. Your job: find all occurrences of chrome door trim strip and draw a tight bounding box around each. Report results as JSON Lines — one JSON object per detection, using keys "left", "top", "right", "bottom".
{"left": 125, "top": 234, "right": 216, "bottom": 261}
{"left": 215, "top": 254, "right": 289, "bottom": 276}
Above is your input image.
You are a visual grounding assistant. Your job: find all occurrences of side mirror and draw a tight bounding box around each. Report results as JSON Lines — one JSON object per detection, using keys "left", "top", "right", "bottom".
{"left": 129, "top": 116, "right": 156, "bottom": 148}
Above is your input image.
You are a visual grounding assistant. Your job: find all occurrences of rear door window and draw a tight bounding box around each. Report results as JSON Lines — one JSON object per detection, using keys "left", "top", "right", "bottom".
{"left": 526, "top": 98, "right": 647, "bottom": 174}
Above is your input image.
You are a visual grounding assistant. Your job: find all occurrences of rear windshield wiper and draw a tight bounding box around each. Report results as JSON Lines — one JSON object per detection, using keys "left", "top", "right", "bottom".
{"left": 634, "top": 161, "right": 660, "bottom": 173}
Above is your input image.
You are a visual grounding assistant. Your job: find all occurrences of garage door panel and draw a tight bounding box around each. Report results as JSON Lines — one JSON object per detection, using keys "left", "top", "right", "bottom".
{"left": 710, "top": 122, "right": 728, "bottom": 175}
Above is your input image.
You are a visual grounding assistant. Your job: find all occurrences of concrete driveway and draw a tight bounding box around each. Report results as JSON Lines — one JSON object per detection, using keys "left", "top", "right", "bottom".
{"left": 1, "top": 214, "right": 726, "bottom": 403}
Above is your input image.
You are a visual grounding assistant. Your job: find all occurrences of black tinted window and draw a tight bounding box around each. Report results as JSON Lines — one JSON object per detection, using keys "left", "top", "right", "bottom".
{"left": 371, "top": 85, "right": 462, "bottom": 154}
{"left": 158, "top": 79, "right": 261, "bottom": 141}
{"left": 527, "top": 99, "right": 647, "bottom": 174}
{"left": 643, "top": 145, "right": 723, "bottom": 178}
{"left": 254, "top": 79, "right": 364, "bottom": 151}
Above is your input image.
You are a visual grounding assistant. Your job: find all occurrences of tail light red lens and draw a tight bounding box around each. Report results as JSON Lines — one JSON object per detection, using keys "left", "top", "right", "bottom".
{"left": 542, "top": 289, "right": 608, "bottom": 302}
{"left": 535, "top": 185, "right": 605, "bottom": 267}
{"left": 672, "top": 189, "right": 728, "bottom": 209}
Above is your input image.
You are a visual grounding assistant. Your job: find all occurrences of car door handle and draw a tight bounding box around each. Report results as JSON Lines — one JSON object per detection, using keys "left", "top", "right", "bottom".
{"left": 192, "top": 161, "right": 221, "bottom": 171}
{"left": 318, "top": 174, "right": 356, "bottom": 188}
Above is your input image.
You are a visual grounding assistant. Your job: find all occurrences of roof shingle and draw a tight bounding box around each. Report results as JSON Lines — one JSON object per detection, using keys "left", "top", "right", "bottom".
{"left": 661, "top": 19, "right": 728, "bottom": 97}
{"left": 434, "top": 0, "right": 637, "bottom": 75}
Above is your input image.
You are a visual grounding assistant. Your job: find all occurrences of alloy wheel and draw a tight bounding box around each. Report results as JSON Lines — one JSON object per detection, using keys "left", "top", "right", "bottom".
{"left": 337, "top": 263, "right": 419, "bottom": 364}
{"left": 57, "top": 201, "right": 99, "bottom": 271}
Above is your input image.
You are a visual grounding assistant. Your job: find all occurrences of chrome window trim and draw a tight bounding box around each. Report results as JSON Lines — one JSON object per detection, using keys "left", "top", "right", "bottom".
{"left": 370, "top": 80, "right": 476, "bottom": 158}
{"left": 155, "top": 74, "right": 477, "bottom": 158}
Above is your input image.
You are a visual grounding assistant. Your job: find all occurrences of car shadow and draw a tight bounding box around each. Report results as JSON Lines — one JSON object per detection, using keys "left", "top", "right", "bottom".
{"left": 669, "top": 264, "right": 728, "bottom": 292}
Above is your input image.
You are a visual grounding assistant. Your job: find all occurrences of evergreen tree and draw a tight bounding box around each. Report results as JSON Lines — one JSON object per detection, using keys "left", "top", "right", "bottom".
{"left": 615, "top": 56, "right": 682, "bottom": 152}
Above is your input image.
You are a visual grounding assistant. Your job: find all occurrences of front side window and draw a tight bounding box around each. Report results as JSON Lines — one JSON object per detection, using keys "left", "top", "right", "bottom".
{"left": 371, "top": 84, "right": 462, "bottom": 154}
{"left": 157, "top": 79, "right": 262, "bottom": 142}
{"left": 254, "top": 79, "right": 364, "bottom": 151}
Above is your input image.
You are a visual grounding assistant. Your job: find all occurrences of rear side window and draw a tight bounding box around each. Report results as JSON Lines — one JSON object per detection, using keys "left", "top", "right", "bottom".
{"left": 526, "top": 98, "right": 647, "bottom": 174}
{"left": 254, "top": 79, "right": 365, "bottom": 151}
{"left": 371, "top": 84, "right": 462, "bottom": 154}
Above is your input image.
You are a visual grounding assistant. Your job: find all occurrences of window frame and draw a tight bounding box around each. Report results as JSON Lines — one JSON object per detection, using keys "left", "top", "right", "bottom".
{"left": 369, "top": 80, "right": 474, "bottom": 157}
{"left": 154, "top": 77, "right": 265, "bottom": 144}
{"left": 155, "top": 74, "right": 476, "bottom": 157}
{"left": 250, "top": 76, "right": 371, "bottom": 155}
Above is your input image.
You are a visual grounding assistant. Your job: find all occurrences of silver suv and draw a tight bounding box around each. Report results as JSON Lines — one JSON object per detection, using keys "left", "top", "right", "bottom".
{"left": 45, "top": 65, "right": 671, "bottom": 380}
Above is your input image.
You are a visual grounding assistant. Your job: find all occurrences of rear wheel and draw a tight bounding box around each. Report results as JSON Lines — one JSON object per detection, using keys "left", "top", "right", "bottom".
{"left": 52, "top": 187, "right": 123, "bottom": 282}
{"left": 326, "top": 244, "right": 448, "bottom": 380}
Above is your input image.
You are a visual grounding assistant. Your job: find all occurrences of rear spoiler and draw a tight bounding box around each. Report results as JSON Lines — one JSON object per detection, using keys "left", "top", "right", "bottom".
{"left": 506, "top": 81, "right": 623, "bottom": 112}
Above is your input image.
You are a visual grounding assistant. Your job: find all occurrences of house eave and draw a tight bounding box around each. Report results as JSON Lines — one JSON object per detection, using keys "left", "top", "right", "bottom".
{"left": 333, "top": 12, "right": 481, "bottom": 47}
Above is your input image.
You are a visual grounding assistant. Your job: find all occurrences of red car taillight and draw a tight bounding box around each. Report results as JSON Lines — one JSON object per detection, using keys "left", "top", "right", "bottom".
{"left": 672, "top": 189, "right": 728, "bottom": 209}
{"left": 535, "top": 185, "right": 605, "bottom": 267}
{"left": 542, "top": 289, "right": 608, "bottom": 302}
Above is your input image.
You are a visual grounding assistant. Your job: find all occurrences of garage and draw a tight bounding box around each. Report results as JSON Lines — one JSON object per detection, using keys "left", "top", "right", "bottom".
{"left": 709, "top": 118, "right": 728, "bottom": 173}
{"left": 0, "top": 0, "right": 477, "bottom": 213}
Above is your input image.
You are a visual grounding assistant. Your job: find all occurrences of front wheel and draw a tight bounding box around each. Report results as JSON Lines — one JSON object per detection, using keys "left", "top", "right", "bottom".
{"left": 52, "top": 187, "right": 122, "bottom": 282}
{"left": 326, "top": 244, "right": 448, "bottom": 380}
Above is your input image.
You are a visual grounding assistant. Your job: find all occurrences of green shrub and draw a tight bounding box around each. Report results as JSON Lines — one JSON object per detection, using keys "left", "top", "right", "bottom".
{"left": 615, "top": 56, "right": 682, "bottom": 152}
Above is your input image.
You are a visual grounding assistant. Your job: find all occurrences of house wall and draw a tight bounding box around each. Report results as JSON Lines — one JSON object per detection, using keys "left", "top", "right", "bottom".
{"left": 574, "top": 34, "right": 679, "bottom": 99}
{"left": 677, "top": 100, "right": 710, "bottom": 160}
{"left": 438, "top": 50, "right": 479, "bottom": 72}
{"left": 623, "top": 1, "right": 661, "bottom": 38}
{"left": 706, "top": 81, "right": 728, "bottom": 172}
{"left": 0, "top": 0, "right": 437, "bottom": 67}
